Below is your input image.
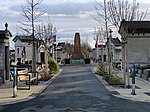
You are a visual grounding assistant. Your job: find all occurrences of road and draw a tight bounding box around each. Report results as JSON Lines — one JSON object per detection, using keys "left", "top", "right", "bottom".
{"left": 1, "top": 65, "right": 150, "bottom": 112}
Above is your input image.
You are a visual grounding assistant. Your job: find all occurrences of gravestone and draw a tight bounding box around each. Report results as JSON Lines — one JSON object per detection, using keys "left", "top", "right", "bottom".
{"left": 0, "top": 23, "right": 12, "bottom": 83}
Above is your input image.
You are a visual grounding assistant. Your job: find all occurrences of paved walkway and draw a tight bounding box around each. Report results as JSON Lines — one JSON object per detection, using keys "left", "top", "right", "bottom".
{"left": 115, "top": 73, "right": 150, "bottom": 102}
{"left": 93, "top": 68, "right": 150, "bottom": 102}
{"left": 0, "top": 81, "right": 46, "bottom": 105}
{"left": 0, "top": 66, "right": 150, "bottom": 106}
{"left": 0, "top": 71, "right": 61, "bottom": 105}
{"left": 3, "top": 65, "right": 150, "bottom": 112}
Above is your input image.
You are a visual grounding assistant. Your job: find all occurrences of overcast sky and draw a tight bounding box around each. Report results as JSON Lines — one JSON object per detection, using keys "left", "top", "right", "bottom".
{"left": 0, "top": 0, "right": 150, "bottom": 49}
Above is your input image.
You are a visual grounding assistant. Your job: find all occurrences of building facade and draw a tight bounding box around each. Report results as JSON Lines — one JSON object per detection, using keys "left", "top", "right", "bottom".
{"left": 0, "top": 24, "right": 12, "bottom": 83}
{"left": 119, "top": 20, "right": 150, "bottom": 66}
{"left": 13, "top": 35, "right": 39, "bottom": 64}
{"left": 92, "top": 45, "right": 107, "bottom": 62}
{"left": 111, "top": 37, "right": 122, "bottom": 69}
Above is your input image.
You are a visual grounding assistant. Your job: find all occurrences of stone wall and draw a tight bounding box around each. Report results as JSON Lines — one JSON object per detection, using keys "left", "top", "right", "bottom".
{"left": 0, "top": 28, "right": 11, "bottom": 84}
{"left": 128, "top": 37, "right": 150, "bottom": 64}
{"left": 0, "top": 41, "right": 5, "bottom": 82}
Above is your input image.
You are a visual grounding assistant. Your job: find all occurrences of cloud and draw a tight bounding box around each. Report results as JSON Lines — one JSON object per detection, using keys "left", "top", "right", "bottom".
{"left": 40, "top": 1, "right": 95, "bottom": 15}
{"left": 56, "top": 27, "right": 95, "bottom": 47}
{"left": 42, "top": 0, "right": 93, "bottom": 4}
{"left": 0, "top": 0, "right": 109, "bottom": 48}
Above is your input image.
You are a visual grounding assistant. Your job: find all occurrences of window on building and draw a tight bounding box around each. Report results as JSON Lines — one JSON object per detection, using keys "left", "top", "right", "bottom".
{"left": 40, "top": 52, "right": 45, "bottom": 64}
{"left": 23, "top": 47, "right": 25, "bottom": 51}
{"left": 17, "top": 48, "right": 19, "bottom": 54}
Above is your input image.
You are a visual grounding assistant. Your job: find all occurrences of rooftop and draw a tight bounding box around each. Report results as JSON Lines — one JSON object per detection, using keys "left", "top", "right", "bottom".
{"left": 0, "top": 30, "right": 12, "bottom": 38}
{"left": 111, "top": 37, "right": 122, "bottom": 46}
{"left": 13, "top": 35, "right": 38, "bottom": 42}
{"left": 119, "top": 20, "right": 150, "bottom": 33}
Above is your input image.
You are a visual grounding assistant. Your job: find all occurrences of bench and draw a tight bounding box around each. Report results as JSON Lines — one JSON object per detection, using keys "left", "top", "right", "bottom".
{"left": 19, "top": 69, "right": 40, "bottom": 90}
{"left": 27, "top": 71, "right": 39, "bottom": 84}
{"left": 10, "top": 67, "right": 39, "bottom": 90}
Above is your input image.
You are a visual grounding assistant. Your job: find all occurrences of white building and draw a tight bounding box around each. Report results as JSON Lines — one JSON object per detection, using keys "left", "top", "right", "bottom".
{"left": 13, "top": 35, "right": 39, "bottom": 64}
{"left": 119, "top": 20, "right": 150, "bottom": 65}
{"left": 111, "top": 37, "right": 122, "bottom": 69}
{"left": 92, "top": 45, "right": 107, "bottom": 62}
{"left": 54, "top": 42, "right": 68, "bottom": 63}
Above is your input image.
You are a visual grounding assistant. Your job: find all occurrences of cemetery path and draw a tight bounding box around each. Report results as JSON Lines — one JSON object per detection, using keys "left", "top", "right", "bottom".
{"left": 1, "top": 65, "right": 150, "bottom": 112}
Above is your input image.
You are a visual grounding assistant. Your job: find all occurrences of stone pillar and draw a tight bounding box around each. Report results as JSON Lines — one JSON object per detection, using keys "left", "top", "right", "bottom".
{"left": 0, "top": 23, "right": 12, "bottom": 83}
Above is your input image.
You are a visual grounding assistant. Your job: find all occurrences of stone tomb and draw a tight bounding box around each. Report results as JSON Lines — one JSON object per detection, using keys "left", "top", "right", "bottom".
{"left": 0, "top": 23, "right": 12, "bottom": 84}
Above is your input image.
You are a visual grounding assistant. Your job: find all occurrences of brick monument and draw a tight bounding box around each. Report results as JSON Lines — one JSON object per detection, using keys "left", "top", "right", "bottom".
{"left": 72, "top": 32, "right": 84, "bottom": 59}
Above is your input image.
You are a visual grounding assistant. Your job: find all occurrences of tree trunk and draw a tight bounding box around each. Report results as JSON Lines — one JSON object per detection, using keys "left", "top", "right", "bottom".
{"left": 122, "top": 42, "right": 126, "bottom": 88}
{"left": 32, "top": 35, "right": 36, "bottom": 73}
{"left": 45, "top": 47, "right": 49, "bottom": 76}
{"left": 126, "top": 37, "right": 130, "bottom": 87}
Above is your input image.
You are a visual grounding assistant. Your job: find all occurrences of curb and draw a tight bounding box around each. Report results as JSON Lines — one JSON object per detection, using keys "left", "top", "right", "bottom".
{"left": 91, "top": 69, "right": 135, "bottom": 101}
{"left": 0, "top": 69, "right": 63, "bottom": 106}
{"left": 91, "top": 68, "right": 150, "bottom": 102}
{"left": 34, "top": 69, "right": 63, "bottom": 95}
{"left": 91, "top": 68, "right": 133, "bottom": 99}
{"left": 91, "top": 68, "right": 118, "bottom": 94}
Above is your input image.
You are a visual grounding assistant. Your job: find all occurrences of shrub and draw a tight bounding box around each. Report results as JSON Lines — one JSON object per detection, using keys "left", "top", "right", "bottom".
{"left": 103, "top": 73, "right": 110, "bottom": 82}
{"left": 48, "top": 57, "right": 60, "bottom": 74}
{"left": 95, "top": 63, "right": 123, "bottom": 85}
{"left": 39, "top": 68, "right": 52, "bottom": 81}
{"left": 95, "top": 68, "right": 101, "bottom": 75}
{"left": 95, "top": 65, "right": 106, "bottom": 76}
{"left": 108, "top": 75, "right": 124, "bottom": 85}
{"left": 99, "top": 70, "right": 107, "bottom": 76}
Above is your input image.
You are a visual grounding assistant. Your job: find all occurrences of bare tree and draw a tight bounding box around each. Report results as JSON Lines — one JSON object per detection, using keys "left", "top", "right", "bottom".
{"left": 107, "top": 0, "right": 147, "bottom": 87}
{"left": 95, "top": 0, "right": 147, "bottom": 30}
{"left": 107, "top": 0, "right": 148, "bottom": 31}
{"left": 63, "top": 41, "right": 92, "bottom": 59}
{"left": 63, "top": 43, "right": 74, "bottom": 58}
{"left": 19, "top": 0, "right": 45, "bottom": 72}
{"left": 36, "top": 23, "right": 56, "bottom": 75}
{"left": 81, "top": 41, "right": 92, "bottom": 58}
{"left": 94, "top": 0, "right": 147, "bottom": 87}
{"left": 94, "top": 0, "right": 112, "bottom": 76}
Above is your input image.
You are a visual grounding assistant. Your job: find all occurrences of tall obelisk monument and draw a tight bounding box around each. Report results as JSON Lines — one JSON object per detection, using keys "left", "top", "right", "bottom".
{"left": 72, "top": 33, "right": 84, "bottom": 59}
